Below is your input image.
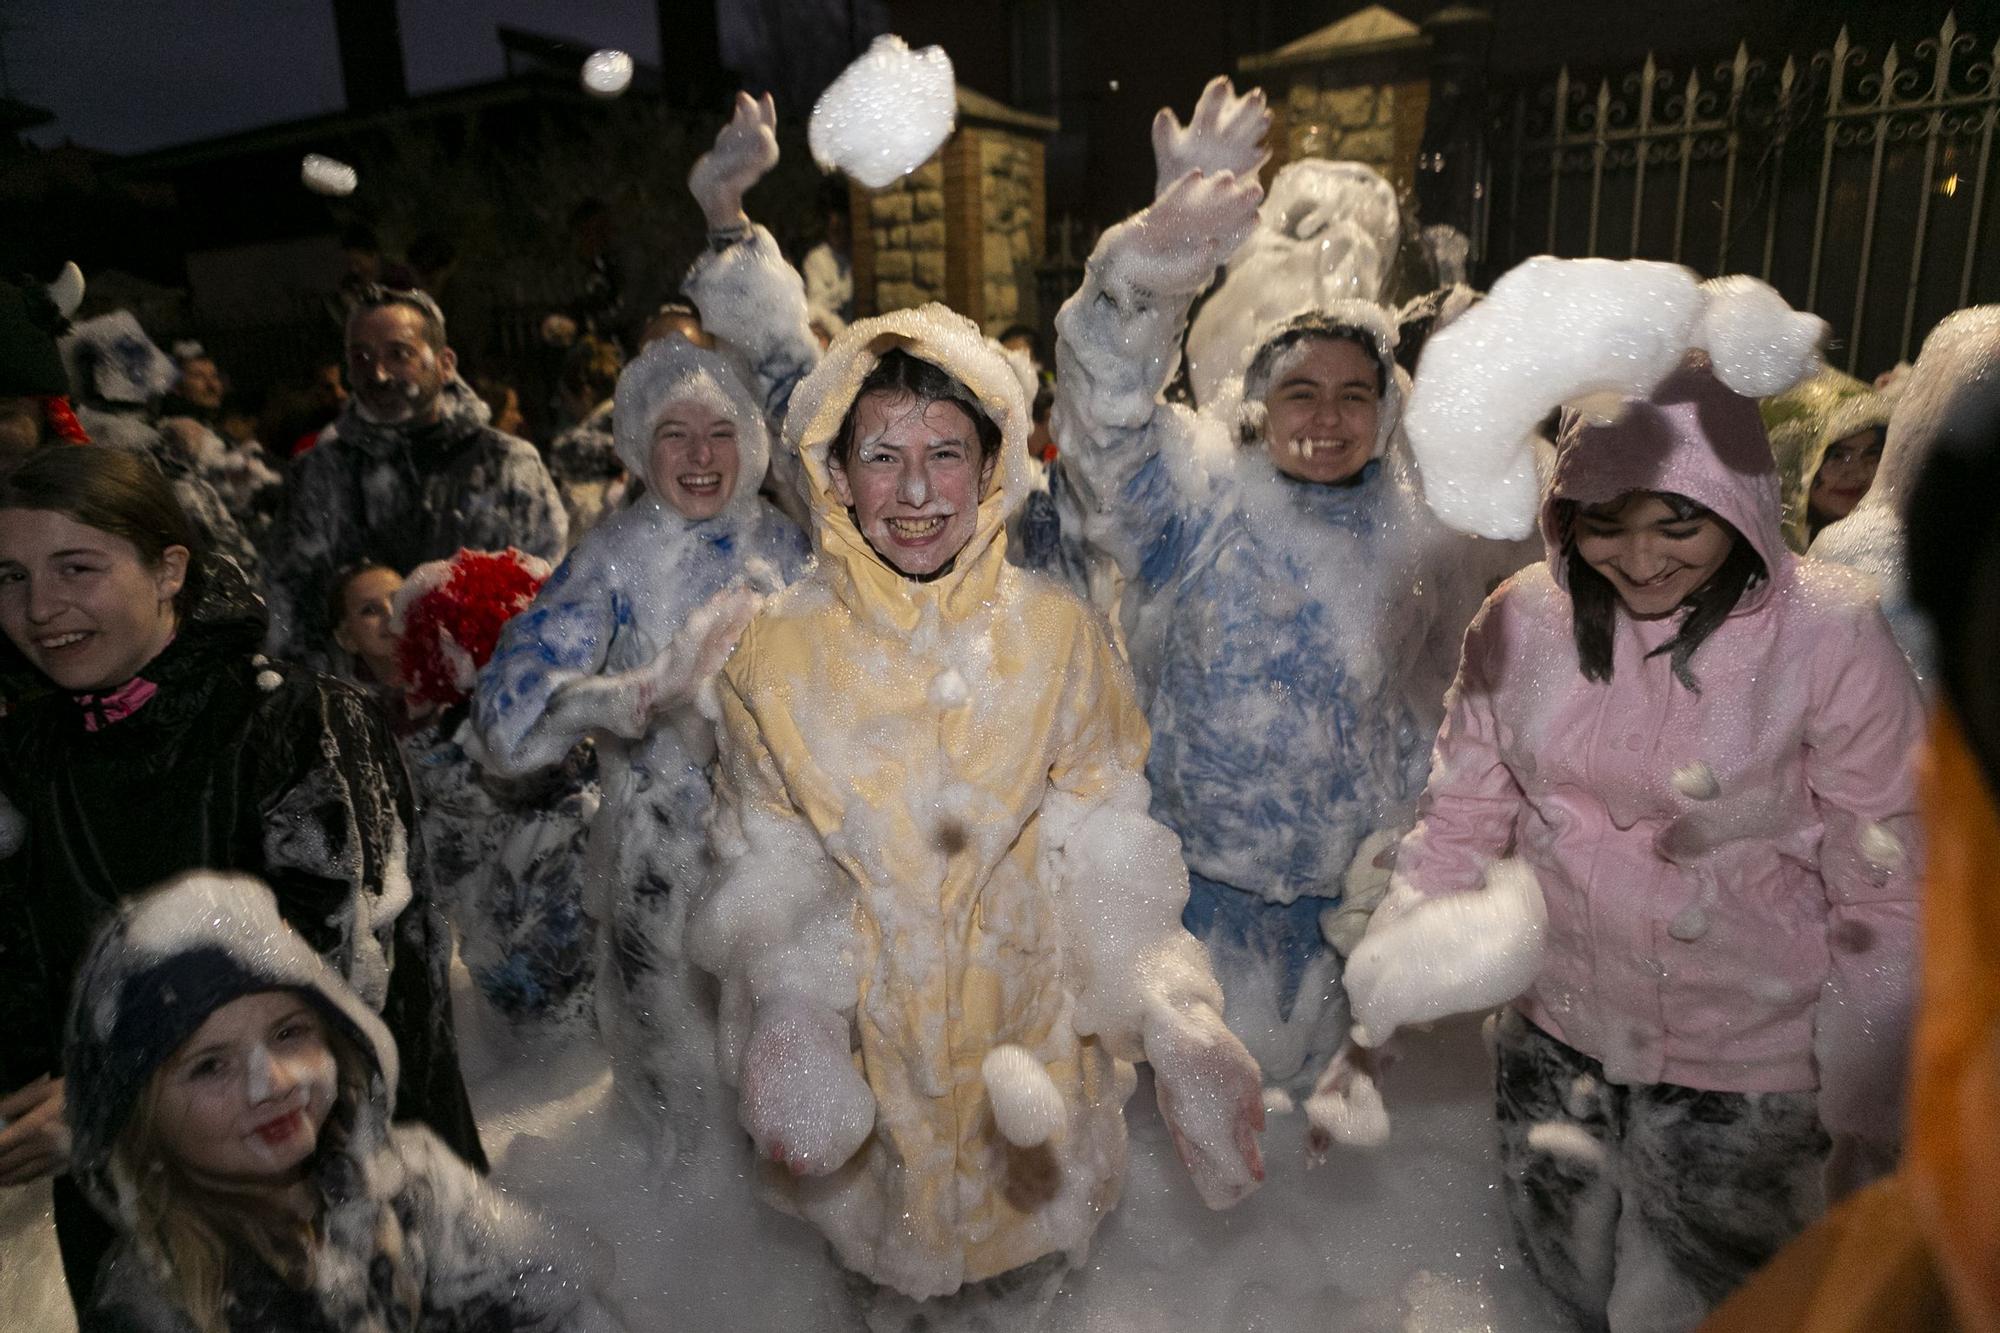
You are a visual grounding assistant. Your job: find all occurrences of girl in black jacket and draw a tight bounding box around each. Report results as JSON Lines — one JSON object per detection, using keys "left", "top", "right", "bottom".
{"left": 0, "top": 445, "right": 483, "bottom": 1313}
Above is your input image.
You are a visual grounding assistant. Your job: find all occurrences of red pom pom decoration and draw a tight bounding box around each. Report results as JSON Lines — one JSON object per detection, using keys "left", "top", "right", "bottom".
{"left": 395, "top": 547, "right": 550, "bottom": 711}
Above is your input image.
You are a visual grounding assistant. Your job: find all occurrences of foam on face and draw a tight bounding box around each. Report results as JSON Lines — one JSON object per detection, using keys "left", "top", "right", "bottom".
{"left": 612, "top": 341, "right": 770, "bottom": 508}
{"left": 808, "top": 35, "right": 957, "bottom": 189}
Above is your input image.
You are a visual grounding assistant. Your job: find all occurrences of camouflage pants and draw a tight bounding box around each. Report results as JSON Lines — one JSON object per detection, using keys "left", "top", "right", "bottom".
{"left": 1493, "top": 1010, "right": 1829, "bottom": 1333}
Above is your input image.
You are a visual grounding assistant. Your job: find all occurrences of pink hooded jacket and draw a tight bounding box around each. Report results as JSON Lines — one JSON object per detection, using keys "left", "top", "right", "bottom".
{"left": 1395, "top": 361, "right": 1922, "bottom": 1137}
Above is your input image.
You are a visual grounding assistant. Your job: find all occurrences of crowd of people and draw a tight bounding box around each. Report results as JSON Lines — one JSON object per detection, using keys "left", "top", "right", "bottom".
{"left": 0, "top": 73, "right": 1987, "bottom": 1333}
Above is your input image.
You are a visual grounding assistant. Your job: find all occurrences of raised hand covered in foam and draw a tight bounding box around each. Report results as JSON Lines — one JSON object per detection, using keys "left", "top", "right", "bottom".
{"left": 1343, "top": 860, "right": 1548, "bottom": 1048}
{"left": 1404, "top": 257, "right": 1825, "bottom": 540}
{"left": 808, "top": 35, "right": 957, "bottom": 190}
{"left": 1109, "top": 168, "right": 1265, "bottom": 300}
{"left": 1143, "top": 998, "right": 1266, "bottom": 1209}
{"left": 538, "top": 582, "right": 761, "bottom": 743}
{"left": 690, "top": 91, "right": 781, "bottom": 231}
{"left": 1151, "top": 76, "right": 1271, "bottom": 199}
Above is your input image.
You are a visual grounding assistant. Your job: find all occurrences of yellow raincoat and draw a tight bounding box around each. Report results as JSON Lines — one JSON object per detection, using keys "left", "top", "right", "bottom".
{"left": 689, "top": 306, "right": 1222, "bottom": 1298}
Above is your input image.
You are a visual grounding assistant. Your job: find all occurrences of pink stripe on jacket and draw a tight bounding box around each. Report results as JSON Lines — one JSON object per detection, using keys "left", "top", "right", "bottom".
{"left": 1395, "top": 362, "right": 1922, "bottom": 1137}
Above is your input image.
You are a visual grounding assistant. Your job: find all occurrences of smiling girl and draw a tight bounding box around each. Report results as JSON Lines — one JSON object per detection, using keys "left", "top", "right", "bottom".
{"left": 0, "top": 446, "right": 481, "bottom": 1315}
{"left": 471, "top": 95, "right": 813, "bottom": 1144}
{"left": 687, "top": 303, "right": 1265, "bottom": 1322}
{"left": 1353, "top": 358, "right": 1925, "bottom": 1328}
{"left": 63, "top": 873, "right": 619, "bottom": 1333}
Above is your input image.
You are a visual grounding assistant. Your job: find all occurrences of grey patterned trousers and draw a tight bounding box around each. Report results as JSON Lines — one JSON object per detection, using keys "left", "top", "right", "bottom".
{"left": 1493, "top": 1009, "right": 1829, "bottom": 1333}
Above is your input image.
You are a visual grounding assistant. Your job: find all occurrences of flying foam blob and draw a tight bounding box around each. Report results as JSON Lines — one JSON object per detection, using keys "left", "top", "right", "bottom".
{"left": 808, "top": 34, "right": 957, "bottom": 189}
{"left": 301, "top": 153, "right": 358, "bottom": 197}
{"left": 582, "top": 49, "right": 634, "bottom": 99}
{"left": 1403, "top": 257, "right": 1826, "bottom": 540}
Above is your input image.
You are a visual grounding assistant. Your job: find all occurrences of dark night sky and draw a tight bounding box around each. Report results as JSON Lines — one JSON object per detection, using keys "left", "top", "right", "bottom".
{"left": 4, "top": 0, "right": 662, "bottom": 154}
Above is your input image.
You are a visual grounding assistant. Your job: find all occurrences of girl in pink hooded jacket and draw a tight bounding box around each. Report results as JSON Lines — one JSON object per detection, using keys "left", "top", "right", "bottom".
{"left": 1379, "top": 359, "right": 1922, "bottom": 1332}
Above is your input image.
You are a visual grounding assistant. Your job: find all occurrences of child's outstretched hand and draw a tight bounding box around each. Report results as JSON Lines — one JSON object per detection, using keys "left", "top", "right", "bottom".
{"left": 690, "top": 91, "right": 781, "bottom": 231}
{"left": 1106, "top": 168, "right": 1265, "bottom": 300}
{"left": 1144, "top": 1000, "right": 1265, "bottom": 1209}
{"left": 1152, "top": 76, "right": 1271, "bottom": 199}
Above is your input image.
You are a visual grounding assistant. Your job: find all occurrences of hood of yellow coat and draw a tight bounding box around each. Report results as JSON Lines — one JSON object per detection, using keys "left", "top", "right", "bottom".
{"left": 783, "top": 303, "right": 1035, "bottom": 634}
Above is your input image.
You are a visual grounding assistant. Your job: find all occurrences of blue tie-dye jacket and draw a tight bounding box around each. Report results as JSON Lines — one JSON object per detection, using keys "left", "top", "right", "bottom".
{"left": 1055, "top": 253, "right": 1521, "bottom": 906}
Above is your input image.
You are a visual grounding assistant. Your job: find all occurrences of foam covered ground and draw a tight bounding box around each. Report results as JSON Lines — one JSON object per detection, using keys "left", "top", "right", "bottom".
{"left": 1, "top": 976, "right": 1573, "bottom": 1332}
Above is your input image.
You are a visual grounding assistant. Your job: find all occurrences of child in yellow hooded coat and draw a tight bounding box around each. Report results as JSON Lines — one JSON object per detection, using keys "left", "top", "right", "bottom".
{"left": 688, "top": 304, "right": 1266, "bottom": 1311}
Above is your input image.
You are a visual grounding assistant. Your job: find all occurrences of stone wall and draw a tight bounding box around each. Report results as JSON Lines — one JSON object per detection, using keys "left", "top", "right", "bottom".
{"left": 850, "top": 118, "right": 1049, "bottom": 326}
{"left": 977, "top": 132, "right": 1043, "bottom": 331}
{"left": 1275, "top": 77, "right": 1430, "bottom": 191}
{"left": 863, "top": 157, "right": 948, "bottom": 314}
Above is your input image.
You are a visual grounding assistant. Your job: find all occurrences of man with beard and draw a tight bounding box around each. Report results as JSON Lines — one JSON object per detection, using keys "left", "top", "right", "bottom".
{"left": 269, "top": 287, "right": 565, "bottom": 666}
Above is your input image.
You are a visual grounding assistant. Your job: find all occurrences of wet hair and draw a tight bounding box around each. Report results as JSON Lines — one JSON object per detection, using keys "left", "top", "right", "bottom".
{"left": 1243, "top": 315, "right": 1389, "bottom": 400}
{"left": 347, "top": 285, "right": 447, "bottom": 352}
{"left": 1559, "top": 490, "right": 1766, "bottom": 692}
{"left": 0, "top": 445, "right": 206, "bottom": 617}
{"left": 828, "top": 348, "right": 1003, "bottom": 472}
{"left": 325, "top": 558, "right": 398, "bottom": 637}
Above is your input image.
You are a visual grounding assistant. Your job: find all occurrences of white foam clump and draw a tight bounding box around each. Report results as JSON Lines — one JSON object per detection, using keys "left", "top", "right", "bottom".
{"left": 809, "top": 35, "right": 956, "bottom": 189}
{"left": 1304, "top": 1063, "right": 1389, "bottom": 1149}
{"left": 1344, "top": 860, "right": 1547, "bottom": 1048}
{"left": 581, "top": 49, "right": 633, "bottom": 99}
{"left": 1695, "top": 275, "right": 1827, "bottom": 396}
{"left": 928, "top": 668, "right": 969, "bottom": 709}
{"left": 1405, "top": 257, "right": 1825, "bottom": 540}
{"left": 1671, "top": 760, "right": 1720, "bottom": 801}
{"left": 1667, "top": 904, "right": 1708, "bottom": 943}
{"left": 981, "top": 1045, "right": 1066, "bottom": 1147}
{"left": 301, "top": 153, "right": 357, "bottom": 197}
{"left": 738, "top": 1004, "right": 876, "bottom": 1176}
{"left": 1525, "top": 1120, "right": 1607, "bottom": 1168}
{"left": 1859, "top": 820, "right": 1905, "bottom": 869}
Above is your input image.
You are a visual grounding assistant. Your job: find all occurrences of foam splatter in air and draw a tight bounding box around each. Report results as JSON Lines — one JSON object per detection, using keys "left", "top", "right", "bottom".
{"left": 301, "top": 153, "right": 357, "bottom": 197}
{"left": 581, "top": 49, "right": 634, "bottom": 98}
{"left": 809, "top": 35, "right": 957, "bottom": 189}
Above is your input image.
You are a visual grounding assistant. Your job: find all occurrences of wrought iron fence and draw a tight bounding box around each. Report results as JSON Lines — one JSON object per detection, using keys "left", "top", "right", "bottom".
{"left": 1478, "top": 11, "right": 2000, "bottom": 376}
